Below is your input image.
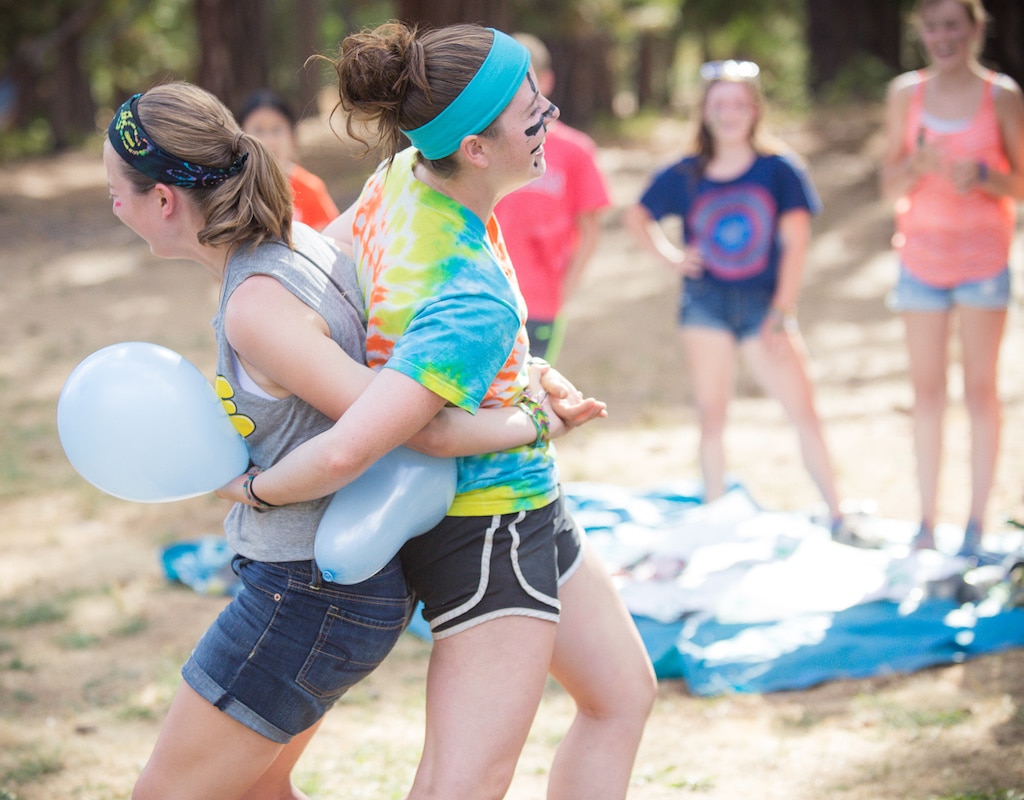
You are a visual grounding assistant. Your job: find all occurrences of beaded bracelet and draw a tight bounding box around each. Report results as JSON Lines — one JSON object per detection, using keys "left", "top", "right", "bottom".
{"left": 516, "top": 390, "right": 551, "bottom": 448}
{"left": 243, "top": 467, "right": 278, "bottom": 509}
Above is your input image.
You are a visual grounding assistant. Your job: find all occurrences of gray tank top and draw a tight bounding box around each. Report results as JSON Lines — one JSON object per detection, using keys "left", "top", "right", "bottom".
{"left": 212, "top": 223, "right": 367, "bottom": 562}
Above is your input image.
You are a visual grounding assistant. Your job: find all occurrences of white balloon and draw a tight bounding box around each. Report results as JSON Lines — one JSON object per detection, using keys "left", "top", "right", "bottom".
{"left": 57, "top": 342, "right": 249, "bottom": 502}
{"left": 315, "top": 446, "right": 457, "bottom": 584}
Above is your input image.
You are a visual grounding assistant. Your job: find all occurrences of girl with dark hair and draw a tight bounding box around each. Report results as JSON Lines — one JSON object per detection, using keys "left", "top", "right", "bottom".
{"left": 224, "top": 22, "right": 657, "bottom": 800}
{"left": 238, "top": 88, "right": 341, "bottom": 231}
{"left": 104, "top": 80, "right": 598, "bottom": 800}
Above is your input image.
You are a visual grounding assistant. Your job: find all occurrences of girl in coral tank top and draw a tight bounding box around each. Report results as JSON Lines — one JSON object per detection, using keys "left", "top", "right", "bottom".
{"left": 881, "top": 0, "right": 1024, "bottom": 556}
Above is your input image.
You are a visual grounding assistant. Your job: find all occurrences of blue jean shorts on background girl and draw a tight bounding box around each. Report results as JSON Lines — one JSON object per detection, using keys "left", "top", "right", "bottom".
{"left": 679, "top": 279, "right": 775, "bottom": 340}
{"left": 183, "top": 555, "right": 412, "bottom": 743}
{"left": 887, "top": 265, "right": 1011, "bottom": 312}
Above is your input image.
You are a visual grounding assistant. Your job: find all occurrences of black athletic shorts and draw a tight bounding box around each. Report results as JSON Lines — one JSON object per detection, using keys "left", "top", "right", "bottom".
{"left": 399, "top": 494, "right": 584, "bottom": 638}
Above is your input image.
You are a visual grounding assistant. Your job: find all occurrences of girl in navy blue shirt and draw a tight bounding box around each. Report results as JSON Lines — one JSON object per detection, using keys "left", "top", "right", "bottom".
{"left": 626, "top": 60, "right": 847, "bottom": 535}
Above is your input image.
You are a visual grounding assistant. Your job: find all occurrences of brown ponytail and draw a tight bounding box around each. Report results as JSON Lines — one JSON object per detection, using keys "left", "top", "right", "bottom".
{"left": 126, "top": 82, "right": 293, "bottom": 249}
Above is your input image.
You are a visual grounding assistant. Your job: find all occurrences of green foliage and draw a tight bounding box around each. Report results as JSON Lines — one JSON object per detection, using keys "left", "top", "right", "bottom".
{"left": 85, "top": 0, "right": 198, "bottom": 106}
{"left": 817, "top": 53, "right": 897, "bottom": 105}
{"left": 682, "top": 0, "right": 802, "bottom": 28}
{"left": 692, "top": 2, "right": 809, "bottom": 110}
{"left": 0, "top": 0, "right": 900, "bottom": 156}
{"left": 0, "top": 0, "right": 197, "bottom": 159}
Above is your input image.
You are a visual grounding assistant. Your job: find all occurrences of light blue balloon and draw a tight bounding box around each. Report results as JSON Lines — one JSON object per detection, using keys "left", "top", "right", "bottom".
{"left": 57, "top": 342, "right": 250, "bottom": 502}
{"left": 315, "top": 446, "right": 457, "bottom": 584}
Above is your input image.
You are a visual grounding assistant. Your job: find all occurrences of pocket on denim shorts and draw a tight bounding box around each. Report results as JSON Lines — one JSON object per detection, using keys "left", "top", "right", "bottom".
{"left": 296, "top": 602, "right": 408, "bottom": 699}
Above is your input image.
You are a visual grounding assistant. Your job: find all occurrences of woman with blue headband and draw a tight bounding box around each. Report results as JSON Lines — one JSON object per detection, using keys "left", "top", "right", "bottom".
{"left": 226, "top": 22, "right": 656, "bottom": 799}
{"left": 103, "top": 81, "right": 602, "bottom": 800}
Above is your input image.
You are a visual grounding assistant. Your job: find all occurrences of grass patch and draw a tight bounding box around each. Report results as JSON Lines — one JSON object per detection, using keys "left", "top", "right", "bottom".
{"left": 117, "top": 704, "right": 157, "bottom": 722}
{"left": 854, "top": 693, "right": 973, "bottom": 730}
{"left": 0, "top": 602, "right": 67, "bottom": 629}
{"left": 1, "top": 750, "right": 62, "bottom": 786}
{"left": 631, "top": 764, "right": 715, "bottom": 792}
{"left": 880, "top": 704, "right": 971, "bottom": 729}
{"left": 9, "top": 689, "right": 36, "bottom": 704}
{"left": 0, "top": 419, "right": 65, "bottom": 499}
{"left": 56, "top": 631, "right": 102, "bottom": 650}
{"left": 112, "top": 616, "right": 148, "bottom": 638}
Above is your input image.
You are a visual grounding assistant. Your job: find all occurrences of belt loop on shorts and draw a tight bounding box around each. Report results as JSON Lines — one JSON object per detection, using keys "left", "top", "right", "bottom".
{"left": 309, "top": 560, "right": 323, "bottom": 590}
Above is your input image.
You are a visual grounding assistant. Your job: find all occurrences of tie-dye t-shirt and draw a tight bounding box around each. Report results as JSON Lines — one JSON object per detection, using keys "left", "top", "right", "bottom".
{"left": 352, "top": 147, "right": 559, "bottom": 516}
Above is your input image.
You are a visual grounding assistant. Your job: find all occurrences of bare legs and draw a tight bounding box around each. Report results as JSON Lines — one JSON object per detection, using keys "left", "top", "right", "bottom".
{"left": 902, "top": 305, "right": 1006, "bottom": 538}
{"left": 681, "top": 325, "right": 840, "bottom": 517}
{"left": 132, "top": 683, "right": 320, "bottom": 800}
{"left": 546, "top": 544, "right": 657, "bottom": 800}
{"left": 405, "top": 542, "right": 656, "bottom": 800}
{"left": 406, "top": 617, "right": 556, "bottom": 799}
{"left": 680, "top": 327, "right": 735, "bottom": 502}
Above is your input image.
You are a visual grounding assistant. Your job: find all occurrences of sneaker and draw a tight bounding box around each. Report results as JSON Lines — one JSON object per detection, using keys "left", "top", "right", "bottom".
{"left": 912, "top": 521, "right": 935, "bottom": 550}
{"left": 830, "top": 516, "right": 867, "bottom": 547}
{"left": 956, "top": 519, "right": 982, "bottom": 558}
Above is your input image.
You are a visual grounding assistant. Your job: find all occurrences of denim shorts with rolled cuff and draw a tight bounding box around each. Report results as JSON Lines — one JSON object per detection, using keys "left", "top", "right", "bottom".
{"left": 886, "top": 264, "right": 1011, "bottom": 313}
{"left": 182, "top": 554, "right": 413, "bottom": 743}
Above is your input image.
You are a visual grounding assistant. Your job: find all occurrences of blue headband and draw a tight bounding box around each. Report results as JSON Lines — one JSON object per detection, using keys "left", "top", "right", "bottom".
{"left": 402, "top": 29, "right": 531, "bottom": 160}
{"left": 107, "top": 93, "right": 248, "bottom": 189}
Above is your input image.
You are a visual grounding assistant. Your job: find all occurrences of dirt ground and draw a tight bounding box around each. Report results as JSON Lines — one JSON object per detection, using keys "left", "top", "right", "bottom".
{"left": 2, "top": 103, "right": 1024, "bottom": 799}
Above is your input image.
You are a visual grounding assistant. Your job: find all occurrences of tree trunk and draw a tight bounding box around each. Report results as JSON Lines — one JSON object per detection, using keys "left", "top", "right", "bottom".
{"left": 50, "top": 29, "right": 96, "bottom": 149}
{"left": 9, "top": 0, "right": 102, "bottom": 148}
{"left": 294, "top": 0, "right": 322, "bottom": 117}
{"left": 806, "top": 0, "right": 902, "bottom": 95}
{"left": 195, "top": 0, "right": 272, "bottom": 115}
{"left": 981, "top": 0, "right": 1024, "bottom": 87}
{"left": 540, "top": 32, "right": 613, "bottom": 128}
{"left": 397, "top": 0, "right": 513, "bottom": 30}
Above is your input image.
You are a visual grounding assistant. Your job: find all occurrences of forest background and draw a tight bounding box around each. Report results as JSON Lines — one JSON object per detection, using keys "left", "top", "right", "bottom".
{"left": 2, "top": 0, "right": 1023, "bottom": 158}
{"left": 3, "top": 2, "right": 1024, "bottom": 800}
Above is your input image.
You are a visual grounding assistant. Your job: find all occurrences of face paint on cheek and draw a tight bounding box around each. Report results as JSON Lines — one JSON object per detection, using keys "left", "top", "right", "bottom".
{"left": 524, "top": 105, "right": 557, "bottom": 139}
{"left": 525, "top": 118, "right": 545, "bottom": 138}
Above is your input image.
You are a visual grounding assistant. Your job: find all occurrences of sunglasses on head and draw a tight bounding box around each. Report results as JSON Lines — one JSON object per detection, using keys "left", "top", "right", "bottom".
{"left": 699, "top": 60, "right": 760, "bottom": 82}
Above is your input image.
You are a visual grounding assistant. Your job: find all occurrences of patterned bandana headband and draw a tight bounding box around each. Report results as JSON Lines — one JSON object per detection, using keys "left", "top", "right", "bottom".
{"left": 107, "top": 93, "right": 248, "bottom": 189}
{"left": 402, "top": 28, "right": 530, "bottom": 160}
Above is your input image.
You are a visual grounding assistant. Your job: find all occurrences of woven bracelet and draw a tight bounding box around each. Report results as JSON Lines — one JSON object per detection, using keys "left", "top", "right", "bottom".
{"left": 243, "top": 467, "right": 278, "bottom": 509}
{"left": 516, "top": 391, "right": 551, "bottom": 448}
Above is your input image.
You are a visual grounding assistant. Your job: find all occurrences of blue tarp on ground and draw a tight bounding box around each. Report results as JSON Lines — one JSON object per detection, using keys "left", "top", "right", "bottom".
{"left": 565, "top": 481, "right": 1024, "bottom": 695}
{"left": 633, "top": 600, "right": 1024, "bottom": 695}
{"left": 162, "top": 481, "right": 1024, "bottom": 697}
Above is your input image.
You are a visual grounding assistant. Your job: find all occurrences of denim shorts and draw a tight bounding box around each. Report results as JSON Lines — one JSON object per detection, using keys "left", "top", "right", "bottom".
{"left": 887, "top": 265, "right": 1011, "bottom": 312}
{"left": 400, "top": 494, "right": 584, "bottom": 639}
{"left": 183, "top": 555, "right": 413, "bottom": 743}
{"left": 679, "top": 279, "right": 774, "bottom": 340}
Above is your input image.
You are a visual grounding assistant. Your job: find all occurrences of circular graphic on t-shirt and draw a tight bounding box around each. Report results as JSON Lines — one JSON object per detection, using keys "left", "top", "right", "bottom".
{"left": 690, "top": 184, "right": 776, "bottom": 280}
